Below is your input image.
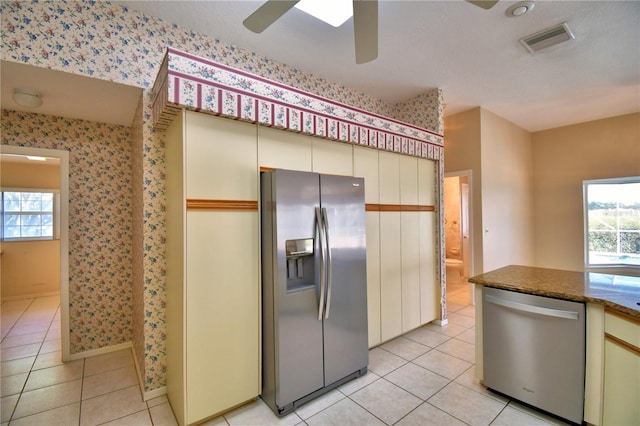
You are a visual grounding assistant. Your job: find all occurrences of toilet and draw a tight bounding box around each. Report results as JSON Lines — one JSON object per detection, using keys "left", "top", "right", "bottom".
{"left": 445, "top": 258, "right": 464, "bottom": 284}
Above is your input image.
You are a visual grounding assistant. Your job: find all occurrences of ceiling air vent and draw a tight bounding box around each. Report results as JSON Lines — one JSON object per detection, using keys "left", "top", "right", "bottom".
{"left": 520, "top": 22, "right": 575, "bottom": 53}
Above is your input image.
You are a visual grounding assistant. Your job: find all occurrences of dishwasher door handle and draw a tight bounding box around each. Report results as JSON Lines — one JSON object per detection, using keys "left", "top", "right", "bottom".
{"left": 485, "top": 294, "right": 580, "bottom": 320}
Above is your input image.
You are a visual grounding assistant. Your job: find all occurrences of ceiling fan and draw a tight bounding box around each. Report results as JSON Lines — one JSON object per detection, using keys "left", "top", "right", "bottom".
{"left": 243, "top": 0, "right": 499, "bottom": 65}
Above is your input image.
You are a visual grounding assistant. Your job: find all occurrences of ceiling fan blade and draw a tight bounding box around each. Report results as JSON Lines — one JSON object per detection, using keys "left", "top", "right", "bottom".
{"left": 353, "top": 0, "right": 378, "bottom": 64}
{"left": 243, "top": 0, "right": 300, "bottom": 33}
{"left": 466, "top": 0, "right": 499, "bottom": 10}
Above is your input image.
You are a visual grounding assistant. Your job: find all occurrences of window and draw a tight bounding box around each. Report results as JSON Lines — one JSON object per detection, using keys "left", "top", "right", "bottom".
{"left": 1, "top": 191, "right": 57, "bottom": 240}
{"left": 583, "top": 177, "right": 640, "bottom": 268}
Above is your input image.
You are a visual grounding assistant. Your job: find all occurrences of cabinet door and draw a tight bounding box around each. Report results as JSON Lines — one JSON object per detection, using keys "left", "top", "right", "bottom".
{"left": 401, "top": 211, "right": 421, "bottom": 332}
{"left": 380, "top": 212, "right": 402, "bottom": 341}
{"left": 602, "top": 312, "right": 640, "bottom": 426}
{"left": 365, "top": 212, "right": 381, "bottom": 347}
{"left": 312, "top": 138, "right": 353, "bottom": 175}
{"left": 417, "top": 158, "right": 436, "bottom": 206}
{"left": 258, "top": 126, "right": 312, "bottom": 171}
{"left": 378, "top": 151, "right": 400, "bottom": 204}
{"left": 419, "top": 212, "right": 438, "bottom": 324}
{"left": 186, "top": 210, "right": 260, "bottom": 422}
{"left": 379, "top": 152, "right": 401, "bottom": 341}
{"left": 185, "top": 112, "right": 257, "bottom": 200}
{"left": 602, "top": 338, "right": 640, "bottom": 425}
{"left": 399, "top": 156, "right": 420, "bottom": 332}
{"left": 418, "top": 159, "right": 438, "bottom": 325}
{"left": 354, "top": 146, "right": 382, "bottom": 347}
{"left": 353, "top": 146, "right": 379, "bottom": 204}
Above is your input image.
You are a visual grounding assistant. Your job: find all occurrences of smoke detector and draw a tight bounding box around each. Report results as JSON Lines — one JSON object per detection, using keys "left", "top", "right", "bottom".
{"left": 520, "top": 22, "right": 575, "bottom": 53}
{"left": 506, "top": 1, "right": 535, "bottom": 17}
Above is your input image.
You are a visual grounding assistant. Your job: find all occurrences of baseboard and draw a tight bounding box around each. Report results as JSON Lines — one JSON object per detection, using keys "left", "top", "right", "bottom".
{"left": 68, "top": 341, "right": 132, "bottom": 361}
{"left": 1, "top": 291, "right": 61, "bottom": 302}
{"left": 143, "top": 385, "right": 167, "bottom": 401}
{"left": 434, "top": 318, "right": 449, "bottom": 326}
{"left": 131, "top": 343, "right": 167, "bottom": 401}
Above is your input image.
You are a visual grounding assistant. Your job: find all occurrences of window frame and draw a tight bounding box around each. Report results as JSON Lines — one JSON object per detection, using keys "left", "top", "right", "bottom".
{"left": 1, "top": 188, "right": 60, "bottom": 242}
{"left": 583, "top": 176, "right": 640, "bottom": 271}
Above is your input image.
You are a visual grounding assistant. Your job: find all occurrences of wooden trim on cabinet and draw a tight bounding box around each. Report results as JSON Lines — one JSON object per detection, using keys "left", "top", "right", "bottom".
{"left": 366, "top": 204, "right": 435, "bottom": 212}
{"left": 605, "top": 332, "right": 640, "bottom": 357}
{"left": 260, "top": 166, "right": 275, "bottom": 173}
{"left": 605, "top": 307, "right": 640, "bottom": 326}
{"left": 186, "top": 199, "right": 258, "bottom": 211}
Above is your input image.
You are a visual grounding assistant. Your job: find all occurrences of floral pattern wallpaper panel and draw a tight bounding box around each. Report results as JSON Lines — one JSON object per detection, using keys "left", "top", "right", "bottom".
{"left": 0, "top": 110, "right": 133, "bottom": 352}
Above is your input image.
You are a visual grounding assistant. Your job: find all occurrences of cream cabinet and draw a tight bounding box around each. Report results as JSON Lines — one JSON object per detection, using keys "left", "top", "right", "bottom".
{"left": 166, "top": 111, "right": 260, "bottom": 425}
{"left": 355, "top": 148, "right": 439, "bottom": 346}
{"left": 354, "top": 146, "right": 381, "bottom": 347}
{"left": 312, "top": 138, "right": 353, "bottom": 175}
{"left": 378, "top": 151, "right": 403, "bottom": 341}
{"left": 418, "top": 159, "right": 438, "bottom": 324}
{"left": 400, "top": 156, "right": 421, "bottom": 333}
{"left": 257, "top": 126, "right": 312, "bottom": 172}
{"left": 602, "top": 309, "right": 640, "bottom": 426}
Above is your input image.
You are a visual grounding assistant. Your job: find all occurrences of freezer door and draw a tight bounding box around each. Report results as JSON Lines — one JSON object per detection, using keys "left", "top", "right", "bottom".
{"left": 320, "top": 174, "right": 369, "bottom": 386}
{"left": 270, "top": 170, "right": 325, "bottom": 408}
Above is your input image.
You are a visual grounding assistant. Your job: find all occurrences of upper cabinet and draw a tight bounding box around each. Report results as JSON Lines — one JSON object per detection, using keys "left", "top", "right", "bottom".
{"left": 258, "top": 126, "right": 312, "bottom": 172}
{"left": 312, "top": 138, "right": 353, "bottom": 176}
{"left": 185, "top": 113, "right": 257, "bottom": 200}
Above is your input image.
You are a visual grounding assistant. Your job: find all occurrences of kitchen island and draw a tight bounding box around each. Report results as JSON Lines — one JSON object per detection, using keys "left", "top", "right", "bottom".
{"left": 469, "top": 265, "right": 640, "bottom": 426}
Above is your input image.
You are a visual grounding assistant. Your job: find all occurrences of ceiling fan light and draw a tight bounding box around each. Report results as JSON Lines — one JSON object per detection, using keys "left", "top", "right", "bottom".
{"left": 295, "top": 0, "right": 353, "bottom": 27}
{"left": 12, "top": 87, "right": 43, "bottom": 108}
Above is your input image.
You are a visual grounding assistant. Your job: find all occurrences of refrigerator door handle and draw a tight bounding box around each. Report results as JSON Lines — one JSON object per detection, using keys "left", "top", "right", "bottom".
{"left": 316, "top": 207, "right": 326, "bottom": 321}
{"left": 322, "top": 207, "right": 332, "bottom": 319}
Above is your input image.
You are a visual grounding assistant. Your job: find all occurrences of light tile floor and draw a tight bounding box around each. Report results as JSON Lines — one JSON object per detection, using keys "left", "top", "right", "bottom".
{"left": 1, "top": 295, "right": 176, "bottom": 426}
{"left": 2, "top": 284, "right": 570, "bottom": 425}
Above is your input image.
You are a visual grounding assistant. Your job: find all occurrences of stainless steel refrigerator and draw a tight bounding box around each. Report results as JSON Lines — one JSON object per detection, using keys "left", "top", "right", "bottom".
{"left": 261, "top": 169, "right": 368, "bottom": 417}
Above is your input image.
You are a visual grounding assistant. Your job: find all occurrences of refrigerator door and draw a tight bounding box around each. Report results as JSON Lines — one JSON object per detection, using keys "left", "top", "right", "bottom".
{"left": 319, "top": 174, "right": 369, "bottom": 386}
{"left": 270, "top": 170, "right": 325, "bottom": 408}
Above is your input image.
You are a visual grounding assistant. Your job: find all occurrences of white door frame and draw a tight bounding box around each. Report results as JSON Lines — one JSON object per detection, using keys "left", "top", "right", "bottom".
{"left": 1, "top": 145, "right": 70, "bottom": 361}
{"left": 444, "top": 170, "right": 474, "bottom": 301}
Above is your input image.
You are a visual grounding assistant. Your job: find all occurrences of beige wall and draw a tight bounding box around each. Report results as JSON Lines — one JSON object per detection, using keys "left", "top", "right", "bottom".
{"left": 1, "top": 159, "right": 61, "bottom": 299}
{"left": 1, "top": 240, "right": 61, "bottom": 299}
{"left": 1, "top": 161, "right": 60, "bottom": 188}
{"left": 444, "top": 107, "right": 535, "bottom": 275}
{"left": 480, "top": 109, "right": 535, "bottom": 272}
{"left": 532, "top": 112, "right": 640, "bottom": 272}
{"left": 444, "top": 108, "right": 483, "bottom": 274}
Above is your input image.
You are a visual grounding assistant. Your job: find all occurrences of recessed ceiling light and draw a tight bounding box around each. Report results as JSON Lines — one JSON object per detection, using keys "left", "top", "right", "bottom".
{"left": 12, "top": 87, "right": 43, "bottom": 108}
{"left": 506, "top": 1, "right": 535, "bottom": 17}
{"left": 295, "top": 0, "right": 353, "bottom": 27}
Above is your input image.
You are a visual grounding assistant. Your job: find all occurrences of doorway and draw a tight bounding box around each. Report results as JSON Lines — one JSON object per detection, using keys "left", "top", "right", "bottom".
{"left": 444, "top": 171, "right": 473, "bottom": 305}
{"left": 1, "top": 145, "right": 70, "bottom": 360}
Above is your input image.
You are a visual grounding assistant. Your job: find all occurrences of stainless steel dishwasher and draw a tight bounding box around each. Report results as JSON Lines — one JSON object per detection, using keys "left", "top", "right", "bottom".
{"left": 482, "top": 286, "right": 585, "bottom": 424}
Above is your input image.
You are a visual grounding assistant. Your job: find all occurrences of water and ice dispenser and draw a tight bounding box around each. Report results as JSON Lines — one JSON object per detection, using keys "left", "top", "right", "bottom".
{"left": 285, "top": 238, "right": 314, "bottom": 292}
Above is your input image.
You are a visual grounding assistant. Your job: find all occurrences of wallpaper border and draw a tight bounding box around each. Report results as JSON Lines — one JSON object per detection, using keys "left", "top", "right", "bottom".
{"left": 153, "top": 49, "right": 444, "bottom": 160}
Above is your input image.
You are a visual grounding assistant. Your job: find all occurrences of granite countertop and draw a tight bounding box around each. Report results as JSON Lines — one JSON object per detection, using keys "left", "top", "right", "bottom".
{"left": 469, "top": 265, "right": 640, "bottom": 320}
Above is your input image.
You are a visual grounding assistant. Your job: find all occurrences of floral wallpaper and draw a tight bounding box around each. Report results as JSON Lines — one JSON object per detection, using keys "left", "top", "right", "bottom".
{"left": 1, "top": 0, "right": 444, "bottom": 392}
{"left": 390, "top": 89, "right": 444, "bottom": 135}
{"left": 0, "top": 110, "right": 133, "bottom": 351}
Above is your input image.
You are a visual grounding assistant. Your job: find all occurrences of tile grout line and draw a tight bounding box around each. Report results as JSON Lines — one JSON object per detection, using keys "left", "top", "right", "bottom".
{"left": 1, "top": 298, "right": 36, "bottom": 345}
{"left": 6, "top": 299, "right": 62, "bottom": 424}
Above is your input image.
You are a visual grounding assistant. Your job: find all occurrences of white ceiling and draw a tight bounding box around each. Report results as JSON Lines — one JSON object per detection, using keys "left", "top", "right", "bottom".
{"left": 1, "top": 61, "right": 141, "bottom": 127}
{"left": 1, "top": 1, "right": 638, "bottom": 133}
{"left": 114, "top": 0, "right": 640, "bottom": 132}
